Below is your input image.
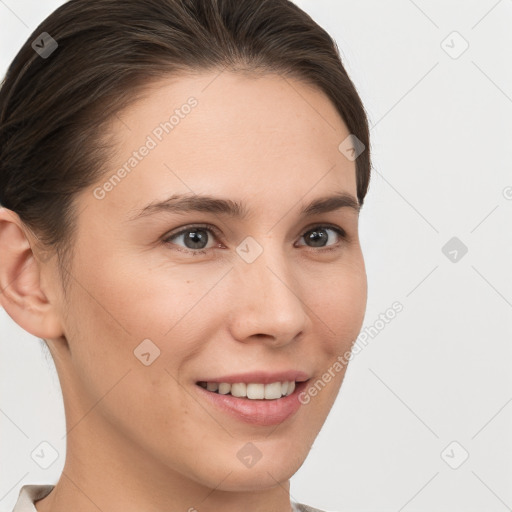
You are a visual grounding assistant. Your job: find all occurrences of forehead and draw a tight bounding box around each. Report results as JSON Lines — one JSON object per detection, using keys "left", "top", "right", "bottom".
{"left": 89, "top": 70, "right": 357, "bottom": 218}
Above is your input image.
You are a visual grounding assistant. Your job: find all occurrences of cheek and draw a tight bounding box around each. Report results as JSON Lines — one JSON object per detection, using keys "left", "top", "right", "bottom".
{"left": 299, "top": 260, "right": 366, "bottom": 416}
{"left": 69, "top": 239, "right": 367, "bottom": 366}
{"left": 306, "top": 258, "right": 367, "bottom": 352}
{"left": 74, "top": 249, "right": 202, "bottom": 340}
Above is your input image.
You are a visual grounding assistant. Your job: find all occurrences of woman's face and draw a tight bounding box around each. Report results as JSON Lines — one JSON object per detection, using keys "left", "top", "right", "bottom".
{"left": 46, "top": 71, "right": 367, "bottom": 493}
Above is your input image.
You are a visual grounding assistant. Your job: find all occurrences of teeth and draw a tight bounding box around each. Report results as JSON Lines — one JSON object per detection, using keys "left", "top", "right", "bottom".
{"left": 199, "top": 380, "right": 297, "bottom": 399}
{"left": 264, "top": 381, "right": 283, "bottom": 399}
{"left": 247, "top": 383, "right": 265, "bottom": 399}
{"left": 231, "top": 382, "right": 246, "bottom": 397}
{"left": 218, "top": 382, "right": 231, "bottom": 395}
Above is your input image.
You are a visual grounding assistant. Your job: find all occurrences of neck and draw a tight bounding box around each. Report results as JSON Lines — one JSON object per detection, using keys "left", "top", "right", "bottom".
{"left": 34, "top": 401, "right": 294, "bottom": 512}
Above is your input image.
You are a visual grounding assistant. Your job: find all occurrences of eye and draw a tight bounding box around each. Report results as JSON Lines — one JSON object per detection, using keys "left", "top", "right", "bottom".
{"left": 162, "top": 224, "right": 222, "bottom": 255}
{"left": 162, "top": 223, "right": 347, "bottom": 255}
{"left": 295, "top": 225, "right": 347, "bottom": 251}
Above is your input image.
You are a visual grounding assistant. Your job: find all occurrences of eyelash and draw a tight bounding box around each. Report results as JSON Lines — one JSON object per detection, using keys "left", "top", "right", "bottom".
{"left": 161, "top": 223, "right": 348, "bottom": 256}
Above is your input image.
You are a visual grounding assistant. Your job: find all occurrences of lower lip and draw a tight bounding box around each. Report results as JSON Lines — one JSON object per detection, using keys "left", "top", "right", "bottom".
{"left": 194, "top": 381, "right": 309, "bottom": 426}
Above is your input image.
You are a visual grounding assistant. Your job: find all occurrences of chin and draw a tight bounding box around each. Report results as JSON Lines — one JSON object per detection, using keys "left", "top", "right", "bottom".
{"left": 197, "top": 437, "right": 311, "bottom": 492}
{"left": 206, "top": 461, "right": 303, "bottom": 492}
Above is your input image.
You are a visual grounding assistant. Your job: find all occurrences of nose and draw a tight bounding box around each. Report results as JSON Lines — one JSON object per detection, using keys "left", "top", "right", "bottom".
{"left": 227, "top": 241, "right": 309, "bottom": 347}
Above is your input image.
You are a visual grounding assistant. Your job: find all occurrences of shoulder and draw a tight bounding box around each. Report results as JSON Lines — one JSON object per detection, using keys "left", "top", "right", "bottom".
{"left": 11, "top": 484, "right": 54, "bottom": 512}
{"left": 293, "top": 502, "right": 329, "bottom": 512}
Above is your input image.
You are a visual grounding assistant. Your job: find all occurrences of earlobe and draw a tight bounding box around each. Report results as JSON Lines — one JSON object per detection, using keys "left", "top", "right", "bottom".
{"left": 0, "top": 207, "right": 64, "bottom": 340}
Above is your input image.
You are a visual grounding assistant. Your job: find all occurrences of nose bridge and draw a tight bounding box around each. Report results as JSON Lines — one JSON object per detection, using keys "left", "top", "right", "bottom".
{"left": 228, "top": 236, "right": 308, "bottom": 344}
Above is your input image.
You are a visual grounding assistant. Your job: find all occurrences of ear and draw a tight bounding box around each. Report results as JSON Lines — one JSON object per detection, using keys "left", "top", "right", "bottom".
{"left": 0, "top": 207, "right": 64, "bottom": 340}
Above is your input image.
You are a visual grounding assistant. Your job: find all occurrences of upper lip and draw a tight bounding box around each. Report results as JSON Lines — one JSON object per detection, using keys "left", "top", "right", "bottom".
{"left": 196, "top": 370, "right": 310, "bottom": 385}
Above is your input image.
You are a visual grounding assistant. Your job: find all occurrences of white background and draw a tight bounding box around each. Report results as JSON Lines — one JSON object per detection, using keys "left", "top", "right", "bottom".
{"left": 1, "top": 1, "right": 511, "bottom": 511}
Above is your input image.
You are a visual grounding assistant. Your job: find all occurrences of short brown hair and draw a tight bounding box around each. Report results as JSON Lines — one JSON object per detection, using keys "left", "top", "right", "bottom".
{"left": 0, "top": 0, "right": 371, "bottom": 287}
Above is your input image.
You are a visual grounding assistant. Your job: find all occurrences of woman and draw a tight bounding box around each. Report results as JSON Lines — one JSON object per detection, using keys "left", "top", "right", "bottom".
{"left": 0, "top": 0, "right": 371, "bottom": 511}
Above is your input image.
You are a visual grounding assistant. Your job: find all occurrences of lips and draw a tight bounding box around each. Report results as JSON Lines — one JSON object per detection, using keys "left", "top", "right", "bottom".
{"left": 194, "top": 370, "right": 311, "bottom": 426}
{"left": 197, "top": 380, "right": 296, "bottom": 399}
{"left": 196, "top": 370, "right": 310, "bottom": 385}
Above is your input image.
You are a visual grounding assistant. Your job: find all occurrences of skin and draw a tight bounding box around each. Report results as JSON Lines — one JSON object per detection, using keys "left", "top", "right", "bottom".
{"left": 0, "top": 70, "right": 367, "bottom": 512}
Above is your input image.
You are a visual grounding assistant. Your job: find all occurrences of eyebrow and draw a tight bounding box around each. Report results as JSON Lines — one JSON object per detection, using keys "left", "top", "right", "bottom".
{"left": 127, "top": 191, "right": 360, "bottom": 221}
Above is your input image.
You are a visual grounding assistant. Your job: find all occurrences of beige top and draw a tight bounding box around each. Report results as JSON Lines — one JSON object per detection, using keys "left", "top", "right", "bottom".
{"left": 11, "top": 484, "right": 327, "bottom": 512}
{"left": 11, "top": 485, "right": 53, "bottom": 512}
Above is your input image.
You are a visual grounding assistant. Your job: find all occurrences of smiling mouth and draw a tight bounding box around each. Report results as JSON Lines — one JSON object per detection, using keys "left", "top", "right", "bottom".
{"left": 196, "top": 381, "right": 297, "bottom": 400}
